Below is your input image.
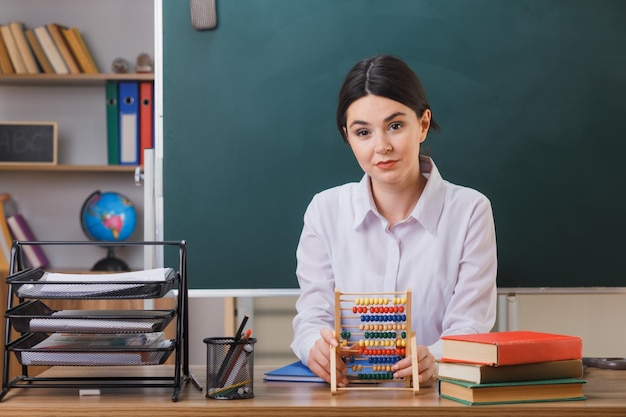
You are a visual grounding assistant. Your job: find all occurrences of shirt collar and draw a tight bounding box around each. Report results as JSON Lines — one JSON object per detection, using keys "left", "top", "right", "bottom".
{"left": 352, "top": 156, "right": 446, "bottom": 234}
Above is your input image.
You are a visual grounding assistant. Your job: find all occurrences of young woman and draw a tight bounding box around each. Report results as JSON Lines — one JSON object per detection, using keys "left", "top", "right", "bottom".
{"left": 291, "top": 55, "right": 497, "bottom": 387}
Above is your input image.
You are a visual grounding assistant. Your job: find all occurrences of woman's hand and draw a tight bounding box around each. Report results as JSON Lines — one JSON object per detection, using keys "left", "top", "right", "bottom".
{"left": 307, "top": 328, "right": 349, "bottom": 387}
{"left": 392, "top": 344, "right": 437, "bottom": 386}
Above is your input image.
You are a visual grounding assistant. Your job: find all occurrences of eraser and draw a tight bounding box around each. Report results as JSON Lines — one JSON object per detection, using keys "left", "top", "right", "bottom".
{"left": 79, "top": 389, "right": 101, "bottom": 396}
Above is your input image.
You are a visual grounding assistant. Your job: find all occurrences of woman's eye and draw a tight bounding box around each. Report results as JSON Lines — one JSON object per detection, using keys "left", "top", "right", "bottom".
{"left": 355, "top": 129, "right": 370, "bottom": 137}
{"left": 388, "top": 122, "right": 403, "bottom": 131}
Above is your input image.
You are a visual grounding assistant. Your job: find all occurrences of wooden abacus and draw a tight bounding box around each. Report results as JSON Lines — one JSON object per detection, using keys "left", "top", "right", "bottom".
{"left": 330, "top": 288, "right": 419, "bottom": 394}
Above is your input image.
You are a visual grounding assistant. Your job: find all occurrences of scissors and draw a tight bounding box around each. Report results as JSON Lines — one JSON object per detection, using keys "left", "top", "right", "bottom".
{"left": 583, "top": 357, "right": 626, "bottom": 370}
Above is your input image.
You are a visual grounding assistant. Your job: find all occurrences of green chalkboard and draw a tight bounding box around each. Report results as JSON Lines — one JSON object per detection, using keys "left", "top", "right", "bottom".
{"left": 163, "top": 0, "right": 626, "bottom": 289}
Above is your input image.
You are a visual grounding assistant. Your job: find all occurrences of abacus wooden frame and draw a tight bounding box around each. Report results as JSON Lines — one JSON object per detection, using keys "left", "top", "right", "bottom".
{"left": 330, "top": 288, "right": 419, "bottom": 395}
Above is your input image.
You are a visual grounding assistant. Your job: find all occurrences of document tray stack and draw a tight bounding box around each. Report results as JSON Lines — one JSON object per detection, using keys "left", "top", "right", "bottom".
{"left": 1, "top": 240, "right": 201, "bottom": 402}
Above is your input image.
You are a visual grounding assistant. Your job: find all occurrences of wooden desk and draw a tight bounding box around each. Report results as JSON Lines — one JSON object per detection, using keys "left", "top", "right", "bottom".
{"left": 0, "top": 366, "right": 624, "bottom": 416}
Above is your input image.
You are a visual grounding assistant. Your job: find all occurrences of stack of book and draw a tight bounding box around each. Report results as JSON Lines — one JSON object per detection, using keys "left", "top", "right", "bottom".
{"left": 0, "top": 21, "right": 98, "bottom": 75}
{"left": 437, "top": 330, "right": 586, "bottom": 405}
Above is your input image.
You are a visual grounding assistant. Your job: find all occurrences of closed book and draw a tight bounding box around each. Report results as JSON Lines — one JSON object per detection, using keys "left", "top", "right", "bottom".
{"left": 0, "top": 250, "right": 8, "bottom": 276}
{"left": 139, "top": 81, "right": 154, "bottom": 165}
{"left": 5, "top": 214, "right": 49, "bottom": 269}
{"left": 9, "top": 22, "right": 39, "bottom": 74}
{"left": 33, "top": 26, "right": 68, "bottom": 74}
{"left": 0, "top": 194, "right": 15, "bottom": 267}
{"left": 0, "top": 28, "right": 15, "bottom": 74}
{"left": 24, "top": 29, "right": 54, "bottom": 74}
{"left": 118, "top": 81, "right": 140, "bottom": 165}
{"left": 437, "top": 359, "right": 584, "bottom": 384}
{"left": 263, "top": 360, "right": 324, "bottom": 383}
{"left": 106, "top": 80, "right": 120, "bottom": 165}
{"left": 438, "top": 377, "right": 586, "bottom": 405}
{"left": 0, "top": 205, "right": 9, "bottom": 270}
{"left": 441, "top": 331, "right": 583, "bottom": 366}
{"left": 70, "top": 27, "right": 99, "bottom": 73}
{"left": 61, "top": 27, "right": 98, "bottom": 74}
{"left": 46, "top": 23, "right": 80, "bottom": 74}
{"left": 0, "top": 25, "right": 26, "bottom": 73}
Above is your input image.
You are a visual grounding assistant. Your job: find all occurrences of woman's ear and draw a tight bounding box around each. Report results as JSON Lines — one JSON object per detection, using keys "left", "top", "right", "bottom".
{"left": 419, "top": 109, "right": 431, "bottom": 143}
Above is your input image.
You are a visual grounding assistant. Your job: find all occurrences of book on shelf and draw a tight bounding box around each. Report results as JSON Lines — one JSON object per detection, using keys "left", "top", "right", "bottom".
{"left": 5, "top": 213, "right": 49, "bottom": 269}
{"left": 0, "top": 28, "right": 15, "bottom": 74}
{"left": 46, "top": 23, "right": 80, "bottom": 74}
{"left": 0, "top": 24, "right": 26, "bottom": 73}
{"left": 72, "top": 27, "right": 99, "bottom": 73}
{"left": 33, "top": 25, "right": 69, "bottom": 74}
{"left": 441, "top": 331, "right": 583, "bottom": 366}
{"left": 438, "top": 377, "right": 586, "bottom": 406}
{"left": 263, "top": 360, "right": 325, "bottom": 383}
{"left": 61, "top": 26, "right": 98, "bottom": 74}
{"left": 24, "top": 28, "right": 54, "bottom": 74}
{"left": 8, "top": 21, "right": 39, "bottom": 74}
{"left": 0, "top": 193, "right": 17, "bottom": 266}
{"left": 436, "top": 359, "right": 584, "bottom": 385}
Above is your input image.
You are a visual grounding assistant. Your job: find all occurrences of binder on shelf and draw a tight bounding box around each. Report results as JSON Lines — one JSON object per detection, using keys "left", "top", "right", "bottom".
{"left": 139, "top": 81, "right": 154, "bottom": 166}
{"left": 8, "top": 21, "right": 39, "bottom": 74}
{"left": 24, "top": 29, "right": 54, "bottom": 74}
{"left": 119, "top": 81, "right": 140, "bottom": 165}
{"left": 33, "top": 26, "right": 68, "bottom": 74}
{"left": 46, "top": 23, "right": 80, "bottom": 74}
{"left": 106, "top": 80, "right": 120, "bottom": 165}
{"left": 0, "top": 25, "right": 26, "bottom": 74}
{"left": 5, "top": 214, "right": 49, "bottom": 269}
{"left": 0, "top": 29, "right": 15, "bottom": 74}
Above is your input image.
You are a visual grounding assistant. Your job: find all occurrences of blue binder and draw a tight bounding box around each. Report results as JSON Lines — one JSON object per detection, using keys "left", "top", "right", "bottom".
{"left": 118, "top": 81, "right": 139, "bottom": 165}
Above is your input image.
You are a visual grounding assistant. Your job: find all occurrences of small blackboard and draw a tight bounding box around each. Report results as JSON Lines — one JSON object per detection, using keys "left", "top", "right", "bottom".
{"left": 0, "top": 122, "right": 57, "bottom": 165}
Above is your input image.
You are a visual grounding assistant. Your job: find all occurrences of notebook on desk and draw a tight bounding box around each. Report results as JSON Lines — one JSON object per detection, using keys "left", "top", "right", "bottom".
{"left": 263, "top": 360, "right": 325, "bottom": 383}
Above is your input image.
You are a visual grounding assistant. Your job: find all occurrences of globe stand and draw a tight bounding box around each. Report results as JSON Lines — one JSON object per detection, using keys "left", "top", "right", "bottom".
{"left": 92, "top": 247, "right": 130, "bottom": 272}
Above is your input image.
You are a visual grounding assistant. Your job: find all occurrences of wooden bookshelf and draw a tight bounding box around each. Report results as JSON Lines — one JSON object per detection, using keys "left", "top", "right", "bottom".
{"left": 0, "top": 73, "right": 154, "bottom": 86}
{"left": 0, "top": 164, "right": 138, "bottom": 172}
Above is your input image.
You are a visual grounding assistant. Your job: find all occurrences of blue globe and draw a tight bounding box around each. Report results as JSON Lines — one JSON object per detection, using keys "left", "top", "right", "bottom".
{"left": 80, "top": 191, "right": 137, "bottom": 242}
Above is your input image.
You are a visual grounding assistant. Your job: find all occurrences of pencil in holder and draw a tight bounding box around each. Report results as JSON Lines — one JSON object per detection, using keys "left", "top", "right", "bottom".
{"left": 204, "top": 336, "right": 256, "bottom": 399}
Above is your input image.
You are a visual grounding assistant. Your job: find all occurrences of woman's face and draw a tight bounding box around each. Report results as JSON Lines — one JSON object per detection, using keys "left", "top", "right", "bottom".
{"left": 344, "top": 94, "right": 430, "bottom": 189}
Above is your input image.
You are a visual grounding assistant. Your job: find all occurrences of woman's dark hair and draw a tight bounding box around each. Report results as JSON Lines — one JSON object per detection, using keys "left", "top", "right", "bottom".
{"left": 336, "top": 55, "right": 439, "bottom": 143}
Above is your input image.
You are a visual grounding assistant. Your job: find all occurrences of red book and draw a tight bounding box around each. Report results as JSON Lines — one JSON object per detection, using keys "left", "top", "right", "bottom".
{"left": 6, "top": 213, "right": 49, "bottom": 269}
{"left": 139, "top": 81, "right": 154, "bottom": 166}
{"left": 441, "top": 331, "right": 582, "bottom": 366}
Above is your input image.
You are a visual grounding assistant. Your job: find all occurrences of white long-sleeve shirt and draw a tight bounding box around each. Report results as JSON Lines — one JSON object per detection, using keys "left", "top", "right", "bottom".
{"left": 291, "top": 156, "right": 497, "bottom": 364}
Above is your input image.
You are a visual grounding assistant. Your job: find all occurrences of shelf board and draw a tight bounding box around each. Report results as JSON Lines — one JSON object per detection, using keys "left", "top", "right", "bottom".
{"left": 0, "top": 73, "right": 154, "bottom": 86}
{"left": 0, "top": 164, "right": 139, "bottom": 172}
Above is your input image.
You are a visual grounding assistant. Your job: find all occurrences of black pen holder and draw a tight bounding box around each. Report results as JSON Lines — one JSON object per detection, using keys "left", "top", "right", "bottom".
{"left": 204, "top": 336, "right": 257, "bottom": 399}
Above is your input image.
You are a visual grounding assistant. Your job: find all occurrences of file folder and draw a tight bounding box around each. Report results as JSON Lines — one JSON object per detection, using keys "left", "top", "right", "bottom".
{"left": 139, "top": 81, "right": 154, "bottom": 166}
{"left": 118, "top": 81, "right": 139, "bottom": 165}
{"left": 105, "top": 81, "right": 120, "bottom": 165}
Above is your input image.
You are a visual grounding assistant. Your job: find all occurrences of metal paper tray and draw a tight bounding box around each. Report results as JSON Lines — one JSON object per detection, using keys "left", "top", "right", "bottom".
{"left": 6, "top": 300, "right": 176, "bottom": 333}
{"left": 7, "top": 268, "right": 178, "bottom": 300}
{"left": 8, "top": 333, "right": 175, "bottom": 366}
